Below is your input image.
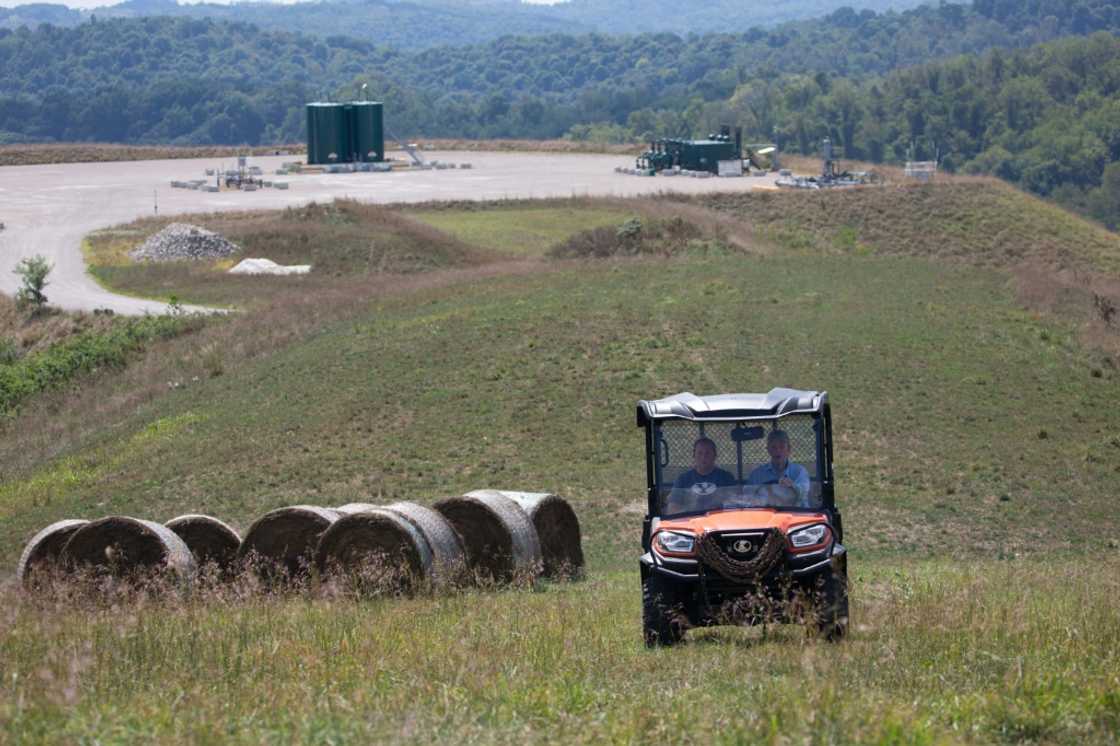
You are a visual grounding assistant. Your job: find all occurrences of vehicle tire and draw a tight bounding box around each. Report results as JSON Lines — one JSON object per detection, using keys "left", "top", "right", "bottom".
{"left": 642, "top": 572, "right": 686, "bottom": 647}
{"left": 816, "top": 571, "right": 849, "bottom": 642}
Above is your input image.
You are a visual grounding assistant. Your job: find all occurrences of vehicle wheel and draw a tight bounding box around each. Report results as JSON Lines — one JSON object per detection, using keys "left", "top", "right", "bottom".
{"left": 816, "top": 571, "right": 849, "bottom": 642}
{"left": 642, "top": 572, "right": 686, "bottom": 647}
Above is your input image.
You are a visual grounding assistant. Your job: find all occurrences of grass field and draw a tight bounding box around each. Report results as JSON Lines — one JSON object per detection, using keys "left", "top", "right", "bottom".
{"left": 80, "top": 195, "right": 761, "bottom": 310}
{"left": 3, "top": 182, "right": 1120, "bottom": 742}
{"left": 406, "top": 200, "right": 635, "bottom": 257}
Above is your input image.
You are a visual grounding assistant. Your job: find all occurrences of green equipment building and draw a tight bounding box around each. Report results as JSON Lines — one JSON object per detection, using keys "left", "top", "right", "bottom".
{"left": 635, "top": 125, "right": 742, "bottom": 174}
{"left": 305, "top": 101, "right": 384, "bottom": 165}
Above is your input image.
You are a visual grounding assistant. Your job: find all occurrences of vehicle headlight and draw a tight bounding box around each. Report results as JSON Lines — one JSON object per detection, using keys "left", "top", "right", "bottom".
{"left": 788, "top": 524, "right": 829, "bottom": 549}
{"left": 655, "top": 531, "right": 695, "bottom": 555}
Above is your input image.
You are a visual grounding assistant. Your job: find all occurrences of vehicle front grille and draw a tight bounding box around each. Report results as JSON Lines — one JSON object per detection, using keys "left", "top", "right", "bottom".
{"left": 697, "top": 527, "right": 784, "bottom": 583}
{"left": 710, "top": 530, "right": 771, "bottom": 563}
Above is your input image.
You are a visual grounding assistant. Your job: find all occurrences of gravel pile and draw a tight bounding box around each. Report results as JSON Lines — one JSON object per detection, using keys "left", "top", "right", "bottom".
{"left": 130, "top": 223, "right": 240, "bottom": 262}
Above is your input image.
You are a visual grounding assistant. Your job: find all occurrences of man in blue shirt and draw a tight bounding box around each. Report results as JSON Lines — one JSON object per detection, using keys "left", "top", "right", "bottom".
{"left": 747, "top": 430, "right": 811, "bottom": 506}
{"left": 670, "top": 437, "right": 736, "bottom": 509}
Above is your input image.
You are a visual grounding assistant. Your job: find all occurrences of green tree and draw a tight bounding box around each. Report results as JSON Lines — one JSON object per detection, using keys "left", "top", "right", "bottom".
{"left": 1088, "top": 162, "right": 1120, "bottom": 229}
{"left": 14, "top": 254, "right": 51, "bottom": 312}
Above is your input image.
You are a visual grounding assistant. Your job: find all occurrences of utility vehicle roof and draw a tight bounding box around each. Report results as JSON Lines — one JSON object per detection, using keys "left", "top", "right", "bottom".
{"left": 636, "top": 388, "right": 826, "bottom": 425}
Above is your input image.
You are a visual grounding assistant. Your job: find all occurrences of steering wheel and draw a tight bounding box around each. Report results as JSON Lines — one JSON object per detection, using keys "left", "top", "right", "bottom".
{"left": 757, "top": 483, "right": 801, "bottom": 506}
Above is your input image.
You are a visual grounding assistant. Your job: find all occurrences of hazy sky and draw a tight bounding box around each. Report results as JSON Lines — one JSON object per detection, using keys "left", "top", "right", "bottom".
{"left": 0, "top": 0, "right": 565, "bottom": 8}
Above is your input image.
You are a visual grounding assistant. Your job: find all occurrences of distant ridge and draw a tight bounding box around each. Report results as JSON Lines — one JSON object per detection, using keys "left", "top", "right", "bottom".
{"left": 0, "top": 0, "right": 928, "bottom": 48}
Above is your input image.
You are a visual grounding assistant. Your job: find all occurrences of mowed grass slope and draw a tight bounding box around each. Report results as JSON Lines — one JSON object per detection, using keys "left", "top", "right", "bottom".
{"left": 2, "top": 184, "right": 1120, "bottom": 742}
{"left": 3, "top": 253, "right": 1116, "bottom": 560}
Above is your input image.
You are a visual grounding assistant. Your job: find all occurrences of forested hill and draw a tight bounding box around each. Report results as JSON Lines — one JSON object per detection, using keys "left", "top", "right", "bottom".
{"left": 541, "top": 0, "right": 929, "bottom": 33}
{"left": 0, "top": 0, "right": 931, "bottom": 49}
{"left": 0, "top": 0, "right": 588, "bottom": 49}
{"left": 2, "top": 0, "right": 1119, "bottom": 147}
{"left": 689, "top": 32, "right": 1120, "bottom": 229}
{"left": 1, "top": 0, "right": 1119, "bottom": 225}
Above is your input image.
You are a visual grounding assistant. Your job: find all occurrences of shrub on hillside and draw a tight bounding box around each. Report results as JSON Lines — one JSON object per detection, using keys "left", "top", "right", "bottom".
{"left": 0, "top": 337, "right": 19, "bottom": 365}
{"left": 549, "top": 216, "right": 718, "bottom": 259}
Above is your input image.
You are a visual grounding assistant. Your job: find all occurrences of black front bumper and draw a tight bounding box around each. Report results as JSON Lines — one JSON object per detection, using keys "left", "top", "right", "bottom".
{"left": 641, "top": 543, "right": 847, "bottom": 626}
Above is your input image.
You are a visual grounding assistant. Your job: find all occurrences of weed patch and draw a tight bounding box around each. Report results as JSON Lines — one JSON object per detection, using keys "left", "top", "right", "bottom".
{"left": 0, "top": 314, "right": 203, "bottom": 414}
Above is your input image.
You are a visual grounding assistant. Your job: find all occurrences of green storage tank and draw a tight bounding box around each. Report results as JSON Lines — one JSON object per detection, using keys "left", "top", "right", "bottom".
{"left": 306, "top": 103, "right": 349, "bottom": 165}
{"left": 350, "top": 101, "right": 384, "bottom": 163}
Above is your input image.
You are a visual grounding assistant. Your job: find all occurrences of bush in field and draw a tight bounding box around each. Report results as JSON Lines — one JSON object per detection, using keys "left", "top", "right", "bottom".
{"left": 549, "top": 216, "right": 710, "bottom": 258}
{"left": 14, "top": 255, "right": 52, "bottom": 312}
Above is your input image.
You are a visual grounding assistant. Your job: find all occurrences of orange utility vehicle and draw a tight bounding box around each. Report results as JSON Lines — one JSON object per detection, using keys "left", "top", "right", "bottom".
{"left": 636, "top": 389, "right": 848, "bottom": 646}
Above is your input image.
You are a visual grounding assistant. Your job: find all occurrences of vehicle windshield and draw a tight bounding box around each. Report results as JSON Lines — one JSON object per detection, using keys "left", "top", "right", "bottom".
{"left": 653, "top": 414, "right": 824, "bottom": 517}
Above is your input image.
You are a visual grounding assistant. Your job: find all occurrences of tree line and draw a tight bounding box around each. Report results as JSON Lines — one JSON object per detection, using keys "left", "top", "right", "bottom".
{"left": 0, "top": 0, "right": 928, "bottom": 50}
{"left": 2, "top": 1, "right": 1118, "bottom": 146}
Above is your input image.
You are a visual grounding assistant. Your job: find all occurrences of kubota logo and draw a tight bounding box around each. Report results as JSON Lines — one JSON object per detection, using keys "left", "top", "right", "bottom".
{"left": 731, "top": 539, "right": 754, "bottom": 554}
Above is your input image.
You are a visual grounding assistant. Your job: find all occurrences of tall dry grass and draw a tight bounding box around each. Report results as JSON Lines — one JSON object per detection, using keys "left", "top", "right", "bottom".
{"left": 0, "top": 143, "right": 304, "bottom": 167}
{"left": 0, "top": 295, "right": 118, "bottom": 358}
{"left": 1, "top": 558, "right": 1118, "bottom": 743}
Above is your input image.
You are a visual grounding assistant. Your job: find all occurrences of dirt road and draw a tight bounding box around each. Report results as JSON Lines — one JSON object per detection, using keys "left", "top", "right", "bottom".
{"left": 0, "top": 151, "right": 777, "bottom": 314}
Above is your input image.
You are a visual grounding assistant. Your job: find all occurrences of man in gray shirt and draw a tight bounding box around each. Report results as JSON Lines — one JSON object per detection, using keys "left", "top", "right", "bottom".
{"left": 747, "top": 430, "right": 811, "bottom": 505}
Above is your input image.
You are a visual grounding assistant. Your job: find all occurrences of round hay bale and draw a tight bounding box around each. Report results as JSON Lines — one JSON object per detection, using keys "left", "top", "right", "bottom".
{"left": 334, "top": 503, "right": 380, "bottom": 515}
{"left": 16, "top": 519, "right": 89, "bottom": 589}
{"left": 165, "top": 514, "right": 241, "bottom": 572}
{"left": 316, "top": 509, "right": 430, "bottom": 592}
{"left": 466, "top": 490, "right": 583, "bottom": 579}
{"left": 60, "top": 516, "right": 195, "bottom": 581}
{"left": 238, "top": 505, "right": 340, "bottom": 580}
{"left": 383, "top": 501, "right": 467, "bottom": 585}
{"left": 433, "top": 493, "right": 541, "bottom": 583}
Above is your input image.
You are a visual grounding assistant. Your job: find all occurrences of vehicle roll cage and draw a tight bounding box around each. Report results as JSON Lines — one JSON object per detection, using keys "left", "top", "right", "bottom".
{"left": 636, "top": 389, "right": 840, "bottom": 549}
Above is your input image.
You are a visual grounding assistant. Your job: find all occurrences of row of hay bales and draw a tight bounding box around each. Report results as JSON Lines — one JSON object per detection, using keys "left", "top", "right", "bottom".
{"left": 17, "top": 491, "right": 582, "bottom": 592}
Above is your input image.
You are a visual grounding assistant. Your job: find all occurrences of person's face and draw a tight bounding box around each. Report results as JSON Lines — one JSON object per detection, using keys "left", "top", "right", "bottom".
{"left": 693, "top": 442, "right": 717, "bottom": 474}
{"left": 767, "top": 437, "right": 790, "bottom": 465}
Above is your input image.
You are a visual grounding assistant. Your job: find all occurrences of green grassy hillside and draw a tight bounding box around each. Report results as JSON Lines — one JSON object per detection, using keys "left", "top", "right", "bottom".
{"left": 698, "top": 179, "right": 1120, "bottom": 274}
{"left": 3, "top": 182, "right": 1120, "bottom": 742}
